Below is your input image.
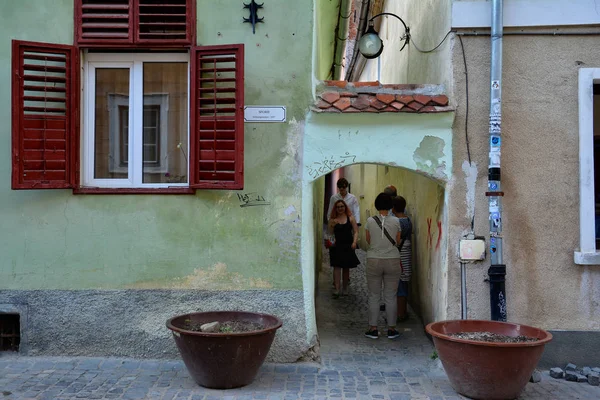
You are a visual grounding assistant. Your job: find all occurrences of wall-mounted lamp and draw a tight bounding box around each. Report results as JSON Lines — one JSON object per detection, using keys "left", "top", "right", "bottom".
{"left": 358, "top": 13, "right": 410, "bottom": 59}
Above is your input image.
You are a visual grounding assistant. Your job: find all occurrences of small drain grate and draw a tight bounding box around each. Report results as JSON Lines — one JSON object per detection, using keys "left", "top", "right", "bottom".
{"left": 0, "top": 314, "right": 20, "bottom": 351}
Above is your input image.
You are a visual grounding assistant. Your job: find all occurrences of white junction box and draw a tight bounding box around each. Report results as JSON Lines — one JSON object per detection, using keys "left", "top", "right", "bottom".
{"left": 459, "top": 239, "right": 486, "bottom": 261}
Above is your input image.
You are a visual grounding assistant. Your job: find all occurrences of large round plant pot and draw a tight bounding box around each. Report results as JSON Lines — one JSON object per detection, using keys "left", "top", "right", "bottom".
{"left": 426, "top": 320, "right": 552, "bottom": 400}
{"left": 166, "top": 311, "right": 282, "bottom": 389}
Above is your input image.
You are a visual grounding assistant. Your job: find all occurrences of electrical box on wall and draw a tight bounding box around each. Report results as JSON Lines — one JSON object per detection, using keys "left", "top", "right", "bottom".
{"left": 459, "top": 239, "right": 486, "bottom": 261}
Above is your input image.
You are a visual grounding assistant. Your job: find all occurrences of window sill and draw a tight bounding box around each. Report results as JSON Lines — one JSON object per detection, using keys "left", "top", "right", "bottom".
{"left": 574, "top": 251, "right": 600, "bottom": 265}
{"left": 73, "top": 187, "right": 196, "bottom": 195}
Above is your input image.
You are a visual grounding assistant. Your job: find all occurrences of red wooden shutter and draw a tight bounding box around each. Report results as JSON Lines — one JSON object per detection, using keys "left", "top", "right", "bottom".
{"left": 190, "top": 44, "right": 244, "bottom": 189}
{"left": 75, "top": 0, "right": 133, "bottom": 45}
{"left": 12, "top": 41, "right": 79, "bottom": 190}
{"left": 135, "top": 0, "right": 195, "bottom": 45}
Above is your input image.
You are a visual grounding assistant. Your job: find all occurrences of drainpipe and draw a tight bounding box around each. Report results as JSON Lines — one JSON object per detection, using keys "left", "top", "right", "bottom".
{"left": 332, "top": 0, "right": 353, "bottom": 80}
{"left": 487, "top": 0, "right": 507, "bottom": 322}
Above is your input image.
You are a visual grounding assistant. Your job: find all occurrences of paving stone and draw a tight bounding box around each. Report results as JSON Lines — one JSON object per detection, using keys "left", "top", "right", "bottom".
{"left": 550, "top": 367, "right": 565, "bottom": 379}
{"left": 530, "top": 369, "right": 542, "bottom": 383}
{"left": 565, "top": 363, "right": 578, "bottom": 371}
{"left": 565, "top": 371, "right": 579, "bottom": 381}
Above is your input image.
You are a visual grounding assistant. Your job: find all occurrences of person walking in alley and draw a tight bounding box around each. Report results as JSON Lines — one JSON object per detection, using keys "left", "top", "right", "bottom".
{"left": 328, "top": 200, "right": 361, "bottom": 298}
{"left": 364, "top": 193, "right": 402, "bottom": 339}
{"left": 392, "top": 195, "right": 412, "bottom": 322}
{"left": 327, "top": 178, "right": 360, "bottom": 225}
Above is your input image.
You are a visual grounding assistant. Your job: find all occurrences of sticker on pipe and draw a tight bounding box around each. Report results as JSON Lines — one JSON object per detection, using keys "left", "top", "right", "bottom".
{"left": 490, "top": 136, "right": 501, "bottom": 151}
{"left": 491, "top": 80, "right": 500, "bottom": 90}
{"left": 489, "top": 152, "right": 501, "bottom": 167}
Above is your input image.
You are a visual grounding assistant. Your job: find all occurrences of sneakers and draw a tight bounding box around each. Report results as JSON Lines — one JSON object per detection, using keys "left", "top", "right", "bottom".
{"left": 341, "top": 286, "right": 349, "bottom": 296}
{"left": 364, "top": 329, "right": 379, "bottom": 339}
{"left": 387, "top": 329, "right": 400, "bottom": 339}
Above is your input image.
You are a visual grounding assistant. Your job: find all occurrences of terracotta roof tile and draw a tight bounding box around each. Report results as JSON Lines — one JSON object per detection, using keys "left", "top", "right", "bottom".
{"left": 351, "top": 81, "right": 380, "bottom": 88}
{"left": 321, "top": 91, "right": 341, "bottom": 104}
{"left": 369, "top": 99, "right": 388, "bottom": 110}
{"left": 376, "top": 93, "right": 395, "bottom": 104}
{"left": 431, "top": 95, "right": 449, "bottom": 106}
{"left": 313, "top": 81, "right": 453, "bottom": 114}
{"left": 390, "top": 102, "right": 405, "bottom": 110}
{"left": 396, "top": 95, "right": 414, "bottom": 104}
{"left": 413, "top": 94, "right": 431, "bottom": 105}
{"left": 333, "top": 97, "right": 352, "bottom": 111}
{"left": 352, "top": 94, "right": 371, "bottom": 110}
{"left": 316, "top": 99, "right": 331, "bottom": 109}
{"left": 324, "top": 80, "right": 347, "bottom": 88}
{"left": 407, "top": 101, "right": 423, "bottom": 111}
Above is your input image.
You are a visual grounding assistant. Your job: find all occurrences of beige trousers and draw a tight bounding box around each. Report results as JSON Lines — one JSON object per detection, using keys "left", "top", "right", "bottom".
{"left": 366, "top": 258, "right": 402, "bottom": 327}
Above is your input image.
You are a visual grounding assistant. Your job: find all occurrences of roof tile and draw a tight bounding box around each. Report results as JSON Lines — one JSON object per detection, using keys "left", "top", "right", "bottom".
{"left": 376, "top": 93, "right": 396, "bottom": 104}
{"left": 333, "top": 97, "right": 352, "bottom": 111}
{"left": 413, "top": 95, "right": 431, "bottom": 105}
{"left": 312, "top": 82, "right": 453, "bottom": 114}
{"left": 321, "top": 91, "right": 341, "bottom": 104}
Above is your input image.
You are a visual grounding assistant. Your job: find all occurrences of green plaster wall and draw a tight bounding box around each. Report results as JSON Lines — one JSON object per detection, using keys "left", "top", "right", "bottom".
{"left": 0, "top": 0, "right": 313, "bottom": 290}
{"left": 314, "top": 0, "right": 340, "bottom": 81}
{"left": 342, "top": 164, "right": 447, "bottom": 324}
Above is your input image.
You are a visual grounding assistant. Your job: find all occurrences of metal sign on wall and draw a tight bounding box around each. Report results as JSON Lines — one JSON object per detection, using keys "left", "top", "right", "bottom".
{"left": 244, "top": 106, "right": 286, "bottom": 122}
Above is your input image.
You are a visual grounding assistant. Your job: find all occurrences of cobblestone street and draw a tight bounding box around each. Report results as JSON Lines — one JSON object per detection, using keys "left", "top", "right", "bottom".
{"left": 1, "top": 250, "right": 599, "bottom": 399}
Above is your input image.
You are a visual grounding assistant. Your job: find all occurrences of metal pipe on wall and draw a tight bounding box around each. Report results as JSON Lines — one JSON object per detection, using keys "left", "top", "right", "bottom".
{"left": 487, "top": 0, "right": 507, "bottom": 322}
{"left": 460, "top": 262, "right": 467, "bottom": 319}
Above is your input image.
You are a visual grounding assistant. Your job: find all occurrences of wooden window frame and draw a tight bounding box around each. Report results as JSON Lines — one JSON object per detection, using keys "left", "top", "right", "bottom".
{"left": 11, "top": 40, "right": 79, "bottom": 190}
{"left": 83, "top": 53, "right": 188, "bottom": 189}
{"left": 12, "top": 41, "right": 244, "bottom": 193}
{"left": 190, "top": 44, "right": 244, "bottom": 190}
{"left": 75, "top": 0, "right": 196, "bottom": 48}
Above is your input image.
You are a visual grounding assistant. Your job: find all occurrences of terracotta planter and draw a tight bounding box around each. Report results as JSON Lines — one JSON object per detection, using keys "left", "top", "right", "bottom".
{"left": 426, "top": 320, "right": 552, "bottom": 400}
{"left": 166, "top": 311, "right": 282, "bottom": 389}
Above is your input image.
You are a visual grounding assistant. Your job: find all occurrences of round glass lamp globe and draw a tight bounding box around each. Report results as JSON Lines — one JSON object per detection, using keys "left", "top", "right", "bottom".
{"left": 358, "top": 32, "right": 383, "bottom": 59}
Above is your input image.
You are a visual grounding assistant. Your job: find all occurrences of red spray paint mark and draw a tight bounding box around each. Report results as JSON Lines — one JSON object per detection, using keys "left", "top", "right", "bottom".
{"left": 426, "top": 218, "right": 433, "bottom": 248}
{"left": 436, "top": 221, "right": 442, "bottom": 250}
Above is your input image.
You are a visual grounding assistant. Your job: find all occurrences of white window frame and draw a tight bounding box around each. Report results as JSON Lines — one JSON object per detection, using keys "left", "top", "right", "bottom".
{"left": 575, "top": 68, "right": 600, "bottom": 265}
{"left": 83, "top": 52, "right": 189, "bottom": 188}
{"left": 107, "top": 93, "right": 169, "bottom": 174}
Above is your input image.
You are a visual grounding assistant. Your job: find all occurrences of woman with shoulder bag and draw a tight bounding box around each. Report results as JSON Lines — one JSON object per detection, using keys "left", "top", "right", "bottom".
{"left": 364, "top": 193, "right": 402, "bottom": 340}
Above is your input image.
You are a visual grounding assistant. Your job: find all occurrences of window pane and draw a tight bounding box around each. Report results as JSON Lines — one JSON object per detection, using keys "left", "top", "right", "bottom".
{"left": 95, "top": 68, "right": 130, "bottom": 179}
{"left": 142, "top": 62, "right": 188, "bottom": 183}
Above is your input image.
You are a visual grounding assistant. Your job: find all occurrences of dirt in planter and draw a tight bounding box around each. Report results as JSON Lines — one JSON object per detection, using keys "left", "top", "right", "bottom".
{"left": 182, "top": 320, "right": 265, "bottom": 333}
{"left": 448, "top": 331, "right": 538, "bottom": 343}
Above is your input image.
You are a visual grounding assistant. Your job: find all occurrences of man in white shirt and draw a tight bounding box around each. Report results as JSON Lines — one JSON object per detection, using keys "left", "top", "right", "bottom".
{"left": 327, "top": 178, "right": 360, "bottom": 225}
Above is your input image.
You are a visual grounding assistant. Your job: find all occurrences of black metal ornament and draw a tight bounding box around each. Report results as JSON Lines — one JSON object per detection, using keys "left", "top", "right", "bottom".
{"left": 243, "top": 0, "right": 264, "bottom": 34}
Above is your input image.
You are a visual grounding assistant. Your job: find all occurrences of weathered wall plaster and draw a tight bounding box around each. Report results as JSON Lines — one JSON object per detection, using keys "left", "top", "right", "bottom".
{"left": 0, "top": 0, "right": 314, "bottom": 360}
{"left": 449, "top": 31, "right": 600, "bottom": 329}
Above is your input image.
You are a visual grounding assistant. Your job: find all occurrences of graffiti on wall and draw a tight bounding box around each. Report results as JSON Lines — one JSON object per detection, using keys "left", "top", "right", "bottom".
{"left": 426, "top": 217, "right": 443, "bottom": 251}
{"left": 306, "top": 152, "right": 357, "bottom": 179}
{"left": 238, "top": 192, "right": 271, "bottom": 207}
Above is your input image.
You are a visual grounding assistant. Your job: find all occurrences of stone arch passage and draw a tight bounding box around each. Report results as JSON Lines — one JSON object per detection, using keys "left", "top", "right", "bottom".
{"left": 300, "top": 110, "right": 454, "bottom": 347}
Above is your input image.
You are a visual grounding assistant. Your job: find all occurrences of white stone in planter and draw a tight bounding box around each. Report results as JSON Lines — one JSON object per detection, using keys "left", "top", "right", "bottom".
{"left": 200, "top": 321, "right": 221, "bottom": 332}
